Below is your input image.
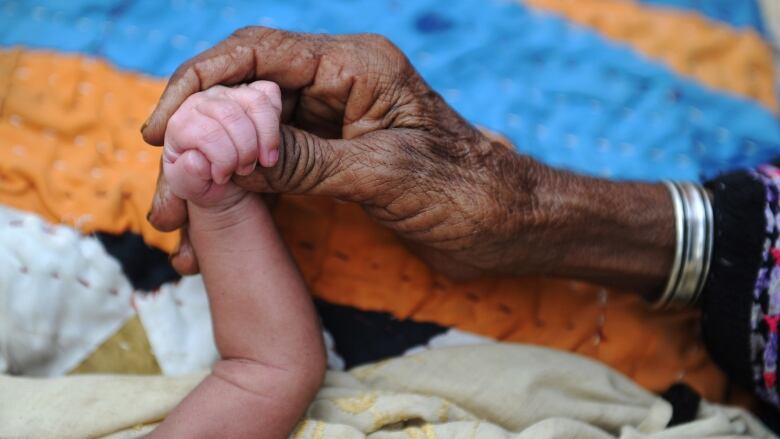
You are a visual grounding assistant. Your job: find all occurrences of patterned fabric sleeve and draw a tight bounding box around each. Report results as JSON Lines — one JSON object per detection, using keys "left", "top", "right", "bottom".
{"left": 701, "top": 163, "right": 780, "bottom": 408}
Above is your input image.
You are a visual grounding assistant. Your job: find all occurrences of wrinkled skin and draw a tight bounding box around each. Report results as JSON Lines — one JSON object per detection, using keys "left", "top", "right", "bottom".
{"left": 143, "top": 27, "right": 674, "bottom": 291}
{"left": 144, "top": 27, "right": 553, "bottom": 278}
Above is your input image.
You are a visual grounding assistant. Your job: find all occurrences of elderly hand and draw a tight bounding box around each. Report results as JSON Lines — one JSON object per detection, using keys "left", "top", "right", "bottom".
{"left": 143, "top": 27, "right": 674, "bottom": 291}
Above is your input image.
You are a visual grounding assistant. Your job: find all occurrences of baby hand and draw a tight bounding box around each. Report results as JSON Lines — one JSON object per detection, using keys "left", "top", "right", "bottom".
{"left": 162, "top": 81, "right": 282, "bottom": 208}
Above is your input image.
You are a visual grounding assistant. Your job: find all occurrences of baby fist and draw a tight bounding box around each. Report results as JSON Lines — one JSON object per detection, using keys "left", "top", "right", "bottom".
{"left": 162, "top": 81, "right": 282, "bottom": 207}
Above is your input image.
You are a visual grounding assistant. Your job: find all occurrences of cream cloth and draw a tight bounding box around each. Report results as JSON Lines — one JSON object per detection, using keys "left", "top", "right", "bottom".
{"left": 1, "top": 344, "right": 773, "bottom": 439}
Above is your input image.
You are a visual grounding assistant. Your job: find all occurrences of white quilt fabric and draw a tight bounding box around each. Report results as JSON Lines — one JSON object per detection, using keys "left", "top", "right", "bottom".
{"left": 0, "top": 206, "right": 134, "bottom": 376}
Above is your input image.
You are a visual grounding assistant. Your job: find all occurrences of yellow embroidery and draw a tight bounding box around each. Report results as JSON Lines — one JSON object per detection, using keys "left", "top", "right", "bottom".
{"left": 292, "top": 420, "right": 309, "bottom": 439}
{"left": 422, "top": 423, "right": 438, "bottom": 439}
{"left": 437, "top": 401, "right": 449, "bottom": 422}
{"left": 333, "top": 392, "right": 377, "bottom": 414}
{"left": 312, "top": 421, "right": 325, "bottom": 439}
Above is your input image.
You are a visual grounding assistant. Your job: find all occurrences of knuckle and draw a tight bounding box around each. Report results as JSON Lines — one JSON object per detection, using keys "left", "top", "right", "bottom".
{"left": 251, "top": 80, "right": 280, "bottom": 95}
{"left": 204, "top": 85, "right": 230, "bottom": 97}
{"left": 171, "top": 59, "right": 196, "bottom": 81}
{"left": 191, "top": 123, "right": 225, "bottom": 146}
{"left": 266, "top": 81, "right": 281, "bottom": 96}
{"left": 181, "top": 92, "right": 207, "bottom": 110}
{"left": 166, "top": 111, "right": 185, "bottom": 134}
{"left": 251, "top": 82, "right": 282, "bottom": 110}
{"left": 366, "top": 34, "right": 407, "bottom": 63}
{"left": 246, "top": 88, "right": 270, "bottom": 104}
{"left": 231, "top": 25, "right": 261, "bottom": 39}
{"left": 353, "top": 34, "right": 412, "bottom": 83}
{"left": 167, "top": 119, "right": 200, "bottom": 148}
{"left": 246, "top": 96, "right": 277, "bottom": 117}
{"left": 365, "top": 33, "right": 398, "bottom": 53}
{"left": 210, "top": 101, "right": 245, "bottom": 125}
{"left": 230, "top": 26, "right": 280, "bottom": 51}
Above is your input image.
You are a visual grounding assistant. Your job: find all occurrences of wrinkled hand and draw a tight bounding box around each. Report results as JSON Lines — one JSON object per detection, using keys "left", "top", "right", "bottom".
{"left": 143, "top": 27, "right": 553, "bottom": 278}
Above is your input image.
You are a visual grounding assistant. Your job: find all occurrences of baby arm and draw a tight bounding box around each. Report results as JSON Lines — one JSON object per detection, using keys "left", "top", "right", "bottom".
{"left": 148, "top": 82, "right": 326, "bottom": 439}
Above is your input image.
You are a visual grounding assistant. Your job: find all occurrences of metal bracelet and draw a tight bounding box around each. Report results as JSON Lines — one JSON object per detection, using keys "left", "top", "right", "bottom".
{"left": 653, "top": 181, "right": 685, "bottom": 309}
{"left": 650, "top": 181, "right": 713, "bottom": 309}
{"left": 674, "top": 182, "right": 705, "bottom": 306}
{"left": 690, "top": 183, "right": 714, "bottom": 306}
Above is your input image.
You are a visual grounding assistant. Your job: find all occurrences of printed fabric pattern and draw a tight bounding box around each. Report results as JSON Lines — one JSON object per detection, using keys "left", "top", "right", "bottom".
{"left": 750, "top": 164, "right": 780, "bottom": 407}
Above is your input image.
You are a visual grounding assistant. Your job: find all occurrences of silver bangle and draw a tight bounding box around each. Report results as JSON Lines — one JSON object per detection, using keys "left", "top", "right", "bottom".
{"left": 655, "top": 181, "right": 685, "bottom": 308}
{"left": 650, "top": 181, "right": 714, "bottom": 309}
{"left": 691, "top": 183, "right": 714, "bottom": 306}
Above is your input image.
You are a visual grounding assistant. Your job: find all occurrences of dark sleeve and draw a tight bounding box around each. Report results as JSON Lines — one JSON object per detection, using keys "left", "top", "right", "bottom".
{"left": 701, "top": 163, "right": 780, "bottom": 407}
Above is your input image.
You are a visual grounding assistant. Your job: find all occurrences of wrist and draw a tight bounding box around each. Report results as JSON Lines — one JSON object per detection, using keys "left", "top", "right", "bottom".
{"left": 188, "top": 191, "right": 260, "bottom": 235}
{"left": 516, "top": 166, "right": 675, "bottom": 294}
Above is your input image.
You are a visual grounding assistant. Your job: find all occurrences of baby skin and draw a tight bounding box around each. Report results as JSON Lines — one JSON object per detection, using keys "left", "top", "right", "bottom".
{"left": 147, "top": 82, "right": 326, "bottom": 438}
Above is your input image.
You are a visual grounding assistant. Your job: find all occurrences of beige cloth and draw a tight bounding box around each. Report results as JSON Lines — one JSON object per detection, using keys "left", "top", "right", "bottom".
{"left": 0, "top": 344, "right": 774, "bottom": 439}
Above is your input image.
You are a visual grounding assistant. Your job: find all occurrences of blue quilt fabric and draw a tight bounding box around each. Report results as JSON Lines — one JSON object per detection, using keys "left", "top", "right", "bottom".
{"left": 638, "top": 0, "right": 767, "bottom": 35}
{"left": 1, "top": 0, "right": 778, "bottom": 182}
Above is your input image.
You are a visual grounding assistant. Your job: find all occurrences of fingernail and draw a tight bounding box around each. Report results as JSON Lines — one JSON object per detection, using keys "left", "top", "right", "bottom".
{"left": 141, "top": 118, "right": 150, "bottom": 132}
{"left": 238, "top": 163, "right": 256, "bottom": 175}
{"left": 267, "top": 149, "right": 279, "bottom": 167}
{"left": 146, "top": 210, "right": 153, "bottom": 222}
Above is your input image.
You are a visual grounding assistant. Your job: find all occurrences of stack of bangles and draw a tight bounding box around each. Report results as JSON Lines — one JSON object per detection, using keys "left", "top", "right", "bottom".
{"left": 645, "top": 181, "right": 715, "bottom": 309}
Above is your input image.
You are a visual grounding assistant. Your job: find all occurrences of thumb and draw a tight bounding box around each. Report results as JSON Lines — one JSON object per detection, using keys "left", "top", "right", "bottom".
{"left": 233, "top": 125, "right": 372, "bottom": 201}
{"left": 171, "top": 227, "right": 200, "bottom": 275}
{"left": 147, "top": 158, "right": 189, "bottom": 232}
